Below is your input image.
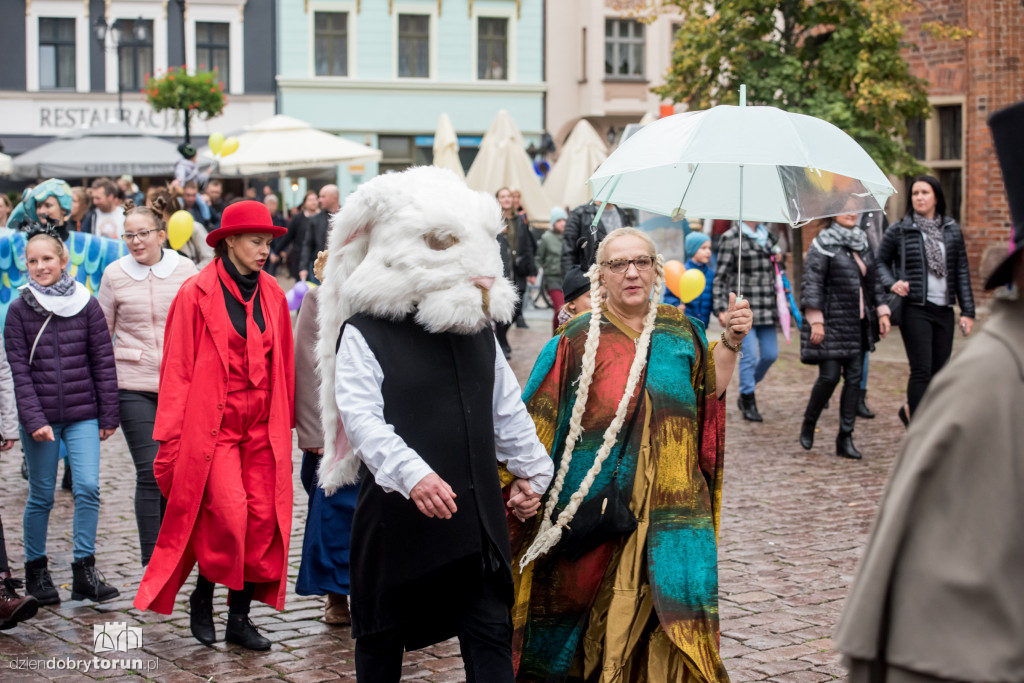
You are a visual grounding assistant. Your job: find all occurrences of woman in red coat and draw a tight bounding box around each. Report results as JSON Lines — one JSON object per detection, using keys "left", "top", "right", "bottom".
{"left": 133, "top": 201, "right": 295, "bottom": 651}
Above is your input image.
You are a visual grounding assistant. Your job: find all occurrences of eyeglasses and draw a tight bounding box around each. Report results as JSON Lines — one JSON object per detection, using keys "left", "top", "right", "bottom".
{"left": 122, "top": 229, "right": 156, "bottom": 242}
{"left": 602, "top": 256, "right": 654, "bottom": 274}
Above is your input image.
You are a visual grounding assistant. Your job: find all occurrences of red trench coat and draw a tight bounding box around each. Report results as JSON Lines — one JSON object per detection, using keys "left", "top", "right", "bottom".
{"left": 133, "top": 260, "right": 295, "bottom": 615}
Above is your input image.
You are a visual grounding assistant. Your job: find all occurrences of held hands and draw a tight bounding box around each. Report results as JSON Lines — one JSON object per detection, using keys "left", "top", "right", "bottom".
{"left": 410, "top": 472, "right": 458, "bottom": 520}
{"left": 32, "top": 426, "right": 55, "bottom": 442}
{"left": 810, "top": 322, "right": 825, "bottom": 345}
{"left": 723, "top": 293, "right": 752, "bottom": 347}
{"left": 100, "top": 429, "right": 117, "bottom": 441}
{"left": 891, "top": 280, "right": 910, "bottom": 297}
{"left": 879, "top": 315, "right": 891, "bottom": 339}
{"left": 507, "top": 479, "right": 542, "bottom": 522}
{"left": 0, "top": 438, "right": 15, "bottom": 452}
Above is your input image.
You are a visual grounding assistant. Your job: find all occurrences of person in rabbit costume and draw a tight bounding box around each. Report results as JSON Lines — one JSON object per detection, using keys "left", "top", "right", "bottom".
{"left": 316, "top": 167, "right": 555, "bottom": 683}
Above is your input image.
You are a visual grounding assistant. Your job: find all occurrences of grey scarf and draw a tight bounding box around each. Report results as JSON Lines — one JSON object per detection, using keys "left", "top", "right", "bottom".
{"left": 21, "top": 270, "right": 76, "bottom": 317}
{"left": 913, "top": 213, "right": 947, "bottom": 279}
{"left": 812, "top": 222, "right": 869, "bottom": 257}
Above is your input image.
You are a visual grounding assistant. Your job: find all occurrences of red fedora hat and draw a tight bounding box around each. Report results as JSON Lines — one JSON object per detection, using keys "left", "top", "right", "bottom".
{"left": 206, "top": 200, "right": 287, "bottom": 247}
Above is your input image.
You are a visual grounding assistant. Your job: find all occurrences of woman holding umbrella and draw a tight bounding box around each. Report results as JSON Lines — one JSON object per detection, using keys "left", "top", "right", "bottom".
{"left": 875, "top": 176, "right": 974, "bottom": 424}
{"left": 133, "top": 200, "right": 295, "bottom": 651}
{"left": 713, "top": 221, "right": 779, "bottom": 422}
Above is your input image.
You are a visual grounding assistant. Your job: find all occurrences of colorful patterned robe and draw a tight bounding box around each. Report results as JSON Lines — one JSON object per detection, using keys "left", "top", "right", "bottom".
{"left": 504, "top": 304, "right": 728, "bottom": 682}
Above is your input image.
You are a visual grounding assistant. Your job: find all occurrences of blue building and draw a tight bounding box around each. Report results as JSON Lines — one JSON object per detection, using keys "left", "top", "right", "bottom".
{"left": 276, "top": 0, "right": 546, "bottom": 200}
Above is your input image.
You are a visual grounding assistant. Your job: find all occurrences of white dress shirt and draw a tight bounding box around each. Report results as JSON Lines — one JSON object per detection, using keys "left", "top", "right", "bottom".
{"left": 335, "top": 325, "right": 554, "bottom": 499}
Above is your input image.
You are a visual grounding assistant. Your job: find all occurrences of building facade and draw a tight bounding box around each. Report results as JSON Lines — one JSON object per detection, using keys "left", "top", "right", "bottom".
{"left": 899, "top": 0, "right": 1024, "bottom": 300}
{"left": 0, "top": 0, "right": 276, "bottom": 164}
{"left": 276, "top": 0, "right": 546, "bottom": 200}
{"left": 545, "top": 0, "right": 680, "bottom": 151}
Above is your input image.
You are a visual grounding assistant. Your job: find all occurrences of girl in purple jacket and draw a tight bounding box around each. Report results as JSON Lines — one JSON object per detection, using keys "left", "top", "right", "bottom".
{"left": 4, "top": 226, "right": 121, "bottom": 606}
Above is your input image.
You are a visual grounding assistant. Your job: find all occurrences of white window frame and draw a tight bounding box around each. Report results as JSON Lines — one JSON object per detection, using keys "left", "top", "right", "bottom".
{"left": 470, "top": 7, "right": 516, "bottom": 82}
{"left": 392, "top": 5, "right": 437, "bottom": 81}
{"left": 25, "top": 0, "right": 90, "bottom": 93}
{"left": 185, "top": 1, "right": 245, "bottom": 95}
{"left": 604, "top": 17, "right": 646, "bottom": 80}
{"left": 308, "top": 1, "right": 357, "bottom": 79}
{"left": 104, "top": 1, "right": 167, "bottom": 95}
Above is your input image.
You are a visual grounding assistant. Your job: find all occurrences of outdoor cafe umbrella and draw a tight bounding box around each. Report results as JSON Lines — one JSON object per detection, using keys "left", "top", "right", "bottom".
{"left": 587, "top": 88, "right": 896, "bottom": 293}
{"left": 432, "top": 113, "right": 465, "bottom": 179}
{"left": 543, "top": 118, "right": 608, "bottom": 209}
{"left": 208, "top": 115, "right": 381, "bottom": 176}
{"left": 0, "top": 152, "right": 11, "bottom": 177}
{"left": 12, "top": 121, "right": 181, "bottom": 179}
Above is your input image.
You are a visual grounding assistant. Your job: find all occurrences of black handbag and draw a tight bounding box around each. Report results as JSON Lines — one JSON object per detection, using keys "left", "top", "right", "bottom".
{"left": 558, "top": 349, "right": 650, "bottom": 561}
{"left": 886, "top": 228, "right": 907, "bottom": 327}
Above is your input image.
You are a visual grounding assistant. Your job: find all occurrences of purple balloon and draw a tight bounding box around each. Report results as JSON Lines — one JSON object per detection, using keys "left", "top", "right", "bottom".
{"left": 286, "top": 287, "right": 299, "bottom": 311}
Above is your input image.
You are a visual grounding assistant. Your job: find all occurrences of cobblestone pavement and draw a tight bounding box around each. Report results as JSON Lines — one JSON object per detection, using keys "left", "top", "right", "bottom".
{"left": 0, "top": 306, "right": 925, "bottom": 682}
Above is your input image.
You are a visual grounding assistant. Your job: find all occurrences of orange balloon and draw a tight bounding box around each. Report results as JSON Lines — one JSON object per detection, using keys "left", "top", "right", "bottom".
{"left": 664, "top": 259, "right": 685, "bottom": 297}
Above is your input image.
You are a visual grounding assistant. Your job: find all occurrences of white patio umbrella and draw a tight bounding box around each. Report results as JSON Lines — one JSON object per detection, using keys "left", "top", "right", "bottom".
{"left": 543, "top": 119, "right": 608, "bottom": 209}
{"left": 432, "top": 113, "right": 464, "bottom": 179}
{"left": 588, "top": 89, "right": 896, "bottom": 293}
{"left": 0, "top": 153, "right": 12, "bottom": 177}
{"left": 12, "top": 121, "right": 181, "bottom": 179}
{"left": 466, "top": 110, "right": 552, "bottom": 222}
{"left": 208, "top": 115, "right": 381, "bottom": 176}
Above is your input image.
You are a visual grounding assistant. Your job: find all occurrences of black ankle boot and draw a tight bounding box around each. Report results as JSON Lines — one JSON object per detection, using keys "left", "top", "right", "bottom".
{"left": 24, "top": 557, "right": 60, "bottom": 606}
{"left": 225, "top": 614, "right": 271, "bottom": 651}
{"left": 70, "top": 556, "right": 119, "bottom": 602}
{"left": 836, "top": 432, "right": 863, "bottom": 460}
{"left": 190, "top": 587, "right": 216, "bottom": 645}
{"left": 799, "top": 419, "right": 816, "bottom": 450}
{"left": 738, "top": 393, "right": 763, "bottom": 422}
{"left": 857, "top": 390, "right": 875, "bottom": 419}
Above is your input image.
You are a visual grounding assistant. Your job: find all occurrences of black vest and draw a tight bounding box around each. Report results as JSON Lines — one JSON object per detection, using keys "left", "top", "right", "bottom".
{"left": 344, "top": 313, "right": 512, "bottom": 640}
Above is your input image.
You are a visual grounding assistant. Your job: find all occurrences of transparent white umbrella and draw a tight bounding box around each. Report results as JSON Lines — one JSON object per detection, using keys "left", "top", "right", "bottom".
{"left": 587, "top": 88, "right": 896, "bottom": 292}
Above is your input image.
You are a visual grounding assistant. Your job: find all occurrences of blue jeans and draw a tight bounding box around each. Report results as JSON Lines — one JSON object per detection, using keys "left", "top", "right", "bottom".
{"left": 21, "top": 420, "right": 102, "bottom": 561}
{"left": 738, "top": 324, "right": 779, "bottom": 395}
{"left": 860, "top": 351, "right": 870, "bottom": 390}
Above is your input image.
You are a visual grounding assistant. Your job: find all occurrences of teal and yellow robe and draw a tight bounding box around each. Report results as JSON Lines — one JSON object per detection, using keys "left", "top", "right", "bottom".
{"left": 503, "top": 304, "right": 729, "bottom": 683}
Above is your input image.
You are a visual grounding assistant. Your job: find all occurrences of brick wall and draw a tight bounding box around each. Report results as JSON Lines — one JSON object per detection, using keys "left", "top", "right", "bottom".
{"left": 902, "top": 0, "right": 1024, "bottom": 305}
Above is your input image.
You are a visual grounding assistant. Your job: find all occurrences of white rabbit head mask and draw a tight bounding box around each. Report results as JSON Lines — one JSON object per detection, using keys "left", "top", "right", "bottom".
{"left": 315, "top": 166, "right": 518, "bottom": 492}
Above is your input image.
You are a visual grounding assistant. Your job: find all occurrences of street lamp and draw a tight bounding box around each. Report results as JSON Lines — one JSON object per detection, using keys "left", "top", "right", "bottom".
{"left": 93, "top": 16, "right": 149, "bottom": 121}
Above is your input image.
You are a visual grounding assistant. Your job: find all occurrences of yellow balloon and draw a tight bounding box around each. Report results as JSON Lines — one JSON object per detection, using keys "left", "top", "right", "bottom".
{"left": 208, "top": 132, "right": 225, "bottom": 155}
{"left": 679, "top": 269, "right": 707, "bottom": 304}
{"left": 167, "top": 210, "right": 194, "bottom": 251}
{"left": 220, "top": 136, "right": 240, "bottom": 157}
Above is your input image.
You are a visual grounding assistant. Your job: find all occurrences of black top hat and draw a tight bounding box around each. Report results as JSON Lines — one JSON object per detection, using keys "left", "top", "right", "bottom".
{"left": 984, "top": 101, "right": 1024, "bottom": 290}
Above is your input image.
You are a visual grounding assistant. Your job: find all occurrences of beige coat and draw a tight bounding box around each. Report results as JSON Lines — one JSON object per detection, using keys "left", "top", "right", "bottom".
{"left": 294, "top": 286, "right": 323, "bottom": 450}
{"left": 98, "top": 250, "right": 198, "bottom": 393}
{"left": 835, "top": 294, "right": 1024, "bottom": 683}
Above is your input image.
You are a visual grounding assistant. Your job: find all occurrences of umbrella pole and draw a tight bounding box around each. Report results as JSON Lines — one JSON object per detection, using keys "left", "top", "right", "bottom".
{"left": 737, "top": 163, "right": 744, "bottom": 299}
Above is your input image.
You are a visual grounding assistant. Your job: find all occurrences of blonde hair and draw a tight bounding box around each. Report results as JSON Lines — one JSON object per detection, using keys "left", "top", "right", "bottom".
{"left": 26, "top": 231, "right": 67, "bottom": 261}
{"left": 123, "top": 197, "right": 168, "bottom": 234}
{"left": 520, "top": 227, "right": 665, "bottom": 568}
{"left": 313, "top": 249, "right": 329, "bottom": 282}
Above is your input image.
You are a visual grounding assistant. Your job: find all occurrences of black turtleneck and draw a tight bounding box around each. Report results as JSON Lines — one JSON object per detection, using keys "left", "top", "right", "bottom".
{"left": 219, "top": 257, "right": 266, "bottom": 337}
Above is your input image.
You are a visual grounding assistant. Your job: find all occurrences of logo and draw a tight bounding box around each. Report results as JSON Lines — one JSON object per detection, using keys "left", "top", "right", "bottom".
{"left": 93, "top": 623, "right": 143, "bottom": 653}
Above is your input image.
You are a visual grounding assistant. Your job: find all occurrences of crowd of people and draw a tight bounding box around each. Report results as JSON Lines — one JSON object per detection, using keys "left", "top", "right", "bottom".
{"left": 0, "top": 107, "right": 1010, "bottom": 681}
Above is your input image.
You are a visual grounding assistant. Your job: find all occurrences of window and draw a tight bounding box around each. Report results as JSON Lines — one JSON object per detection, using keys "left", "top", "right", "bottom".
{"left": 605, "top": 19, "right": 644, "bottom": 79}
{"left": 938, "top": 168, "right": 962, "bottom": 222}
{"left": 906, "top": 117, "right": 926, "bottom": 159}
{"left": 379, "top": 135, "right": 432, "bottom": 174}
{"left": 937, "top": 105, "right": 962, "bottom": 161}
{"left": 398, "top": 14, "right": 429, "bottom": 78}
{"left": 314, "top": 12, "right": 348, "bottom": 76}
{"left": 196, "top": 22, "right": 230, "bottom": 88}
{"left": 477, "top": 17, "right": 507, "bottom": 80}
{"left": 116, "top": 19, "right": 153, "bottom": 91}
{"left": 39, "top": 17, "right": 76, "bottom": 90}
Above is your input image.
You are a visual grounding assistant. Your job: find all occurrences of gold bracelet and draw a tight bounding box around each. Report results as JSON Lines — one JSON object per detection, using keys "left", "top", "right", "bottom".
{"left": 720, "top": 332, "right": 742, "bottom": 353}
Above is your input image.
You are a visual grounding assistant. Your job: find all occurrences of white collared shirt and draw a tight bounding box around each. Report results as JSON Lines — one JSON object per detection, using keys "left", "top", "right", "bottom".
{"left": 334, "top": 325, "right": 554, "bottom": 499}
{"left": 117, "top": 249, "right": 181, "bottom": 281}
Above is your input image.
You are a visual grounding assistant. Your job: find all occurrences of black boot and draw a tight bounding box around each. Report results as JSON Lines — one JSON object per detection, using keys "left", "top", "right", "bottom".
{"left": 24, "top": 557, "right": 60, "bottom": 606}
{"left": 857, "top": 390, "right": 875, "bottom": 419}
{"left": 190, "top": 576, "right": 216, "bottom": 646}
{"left": 0, "top": 573, "right": 39, "bottom": 629}
{"left": 225, "top": 614, "right": 271, "bottom": 651}
{"left": 738, "top": 393, "right": 762, "bottom": 422}
{"left": 799, "top": 419, "right": 816, "bottom": 450}
{"left": 61, "top": 463, "right": 73, "bottom": 491}
{"left": 836, "top": 432, "right": 863, "bottom": 459}
{"left": 70, "top": 556, "right": 119, "bottom": 602}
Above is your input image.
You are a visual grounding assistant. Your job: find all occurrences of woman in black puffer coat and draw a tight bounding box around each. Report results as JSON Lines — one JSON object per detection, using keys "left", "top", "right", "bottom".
{"left": 799, "top": 213, "right": 891, "bottom": 459}
{"left": 875, "top": 176, "right": 975, "bottom": 424}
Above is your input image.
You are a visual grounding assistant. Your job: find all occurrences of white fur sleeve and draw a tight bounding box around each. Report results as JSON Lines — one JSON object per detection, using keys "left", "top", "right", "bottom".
{"left": 335, "top": 326, "right": 434, "bottom": 499}
{"left": 492, "top": 340, "right": 554, "bottom": 494}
